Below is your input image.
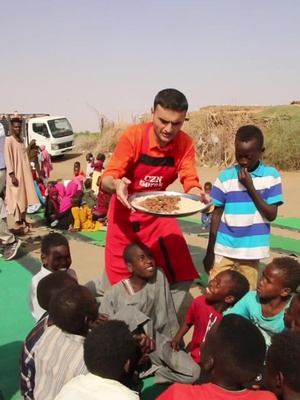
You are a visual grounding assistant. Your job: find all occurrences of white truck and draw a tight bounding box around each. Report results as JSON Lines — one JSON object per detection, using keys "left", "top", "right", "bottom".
{"left": 4, "top": 113, "right": 75, "bottom": 157}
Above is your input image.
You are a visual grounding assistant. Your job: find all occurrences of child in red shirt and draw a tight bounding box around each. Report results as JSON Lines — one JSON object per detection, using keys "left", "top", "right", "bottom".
{"left": 37, "top": 178, "right": 46, "bottom": 197}
{"left": 158, "top": 315, "right": 277, "bottom": 400}
{"left": 171, "top": 270, "right": 249, "bottom": 364}
{"left": 91, "top": 153, "right": 105, "bottom": 173}
{"left": 92, "top": 176, "right": 110, "bottom": 223}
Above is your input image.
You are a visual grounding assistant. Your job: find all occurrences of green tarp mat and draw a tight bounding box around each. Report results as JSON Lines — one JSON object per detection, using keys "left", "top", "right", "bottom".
{"left": 0, "top": 256, "right": 35, "bottom": 400}
{"left": 78, "top": 230, "right": 107, "bottom": 246}
{"left": 273, "top": 217, "right": 300, "bottom": 231}
{"left": 270, "top": 234, "right": 300, "bottom": 257}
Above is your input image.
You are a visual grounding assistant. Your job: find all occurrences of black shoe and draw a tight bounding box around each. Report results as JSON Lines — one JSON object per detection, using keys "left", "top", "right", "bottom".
{"left": 3, "top": 239, "right": 22, "bottom": 261}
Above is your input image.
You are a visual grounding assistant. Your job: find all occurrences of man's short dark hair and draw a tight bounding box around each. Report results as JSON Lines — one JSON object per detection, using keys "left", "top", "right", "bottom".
{"left": 225, "top": 270, "right": 250, "bottom": 303}
{"left": 10, "top": 117, "right": 22, "bottom": 124}
{"left": 123, "top": 242, "right": 152, "bottom": 264}
{"left": 49, "top": 285, "right": 95, "bottom": 335}
{"left": 235, "top": 125, "right": 264, "bottom": 148}
{"left": 37, "top": 271, "right": 78, "bottom": 311}
{"left": 153, "top": 88, "right": 188, "bottom": 112}
{"left": 268, "top": 331, "right": 300, "bottom": 392}
{"left": 41, "top": 233, "right": 69, "bottom": 255}
{"left": 84, "top": 320, "right": 136, "bottom": 380}
{"left": 214, "top": 314, "right": 266, "bottom": 384}
{"left": 273, "top": 257, "right": 300, "bottom": 292}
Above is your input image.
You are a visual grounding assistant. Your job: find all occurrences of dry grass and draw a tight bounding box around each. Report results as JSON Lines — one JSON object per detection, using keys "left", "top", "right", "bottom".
{"left": 75, "top": 105, "right": 300, "bottom": 171}
{"left": 75, "top": 123, "right": 128, "bottom": 155}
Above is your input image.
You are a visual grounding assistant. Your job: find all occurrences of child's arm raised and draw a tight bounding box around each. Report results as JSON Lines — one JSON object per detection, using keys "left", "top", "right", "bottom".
{"left": 238, "top": 168, "right": 279, "bottom": 221}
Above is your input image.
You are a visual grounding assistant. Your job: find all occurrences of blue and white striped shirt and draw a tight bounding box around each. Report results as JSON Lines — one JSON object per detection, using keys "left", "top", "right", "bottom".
{"left": 211, "top": 162, "right": 283, "bottom": 260}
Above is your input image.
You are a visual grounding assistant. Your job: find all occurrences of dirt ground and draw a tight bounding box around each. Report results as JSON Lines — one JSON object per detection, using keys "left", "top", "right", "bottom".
{"left": 22, "top": 150, "right": 300, "bottom": 284}
{"left": 14, "top": 151, "right": 300, "bottom": 330}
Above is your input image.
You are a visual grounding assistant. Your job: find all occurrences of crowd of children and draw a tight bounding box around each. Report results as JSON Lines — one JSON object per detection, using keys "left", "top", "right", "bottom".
{"left": 40, "top": 153, "right": 110, "bottom": 232}
{"left": 20, "top": 231, "right": 300, "bottom": 400}
{"left": 14, "top": 123, "right": 300, "bottom": 400}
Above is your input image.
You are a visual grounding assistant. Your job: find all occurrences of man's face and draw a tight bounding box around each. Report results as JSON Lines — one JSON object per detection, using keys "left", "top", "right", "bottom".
{"left": 235, "top": 139, "right": 263, "bottom": 171}
{"left": 152, "top": 105, "right": 186, "bottom": 148}
{"left": 41, "top": 245, "right": 72, "bottom": 272}
{"left": 11, "top": 122, "right": 22, "bottom": 136}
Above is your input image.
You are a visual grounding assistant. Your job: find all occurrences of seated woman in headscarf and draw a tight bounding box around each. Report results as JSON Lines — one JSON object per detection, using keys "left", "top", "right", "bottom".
{"left": 44, "top": 187, "right": 60, "bottom": 225}
{"left": 51, "top": 181, "right": 78, "bottom": 230}
{"left": 26, "top": 140, "right": 42, "bottom": 177}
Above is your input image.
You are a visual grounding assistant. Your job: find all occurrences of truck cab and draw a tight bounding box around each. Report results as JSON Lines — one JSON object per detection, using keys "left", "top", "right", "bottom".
{"left": 25, "top": 116, "right": 75, "bottom": 156}
{"left": 3, "top": 113, "right": 75, "bottom": 157}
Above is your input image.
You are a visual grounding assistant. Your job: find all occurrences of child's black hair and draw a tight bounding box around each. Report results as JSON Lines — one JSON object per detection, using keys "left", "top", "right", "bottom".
{"left": 10, "top": 117, "right": 22, "bottom": 124}
{"left": 77, "top": 190, "right": 84, "bottom": 199}
{"left": 224, "top": 270, "right": 250, "bottom": 303}
{"left": 36, "top": 177, "right": 44, "bottom": 184}
{"left": 84, "top": 320, "right": 136, "bottom": 380}
{"left": 96, "top": 153, "right": 106, "bottom": 161}
{"left": 47, "top": 180, "right": 56, "bottom": 187}
{"left": 71, "top": 195, "right": 81, "bottom": 207}
{"left": 268, "top": 330, "right": 300, "bottom": 392}
{"left": 213, "top": 314, "right": 266, "bottom": 384}
{"left": 37, "top": 271, "right": 78, "bottom": 311}
{"left": 123, "top": 242, "right": 152, "bottom": 264}
{"left": 84, "top": 179, "right": 92, "bottom": 190}
{"left": 235, "top": 125, "right": 264, "bottom": 148}
{"left": 49, "top": 285, "right": 95, "bottom": 335}
{"left": 41, "top": 233, "right": 69, "bottom": 255}
{"left": 272, "top": 257, "right": 300, "bottom": 292}
{"left": 73, "top": 161, "right": 80, "bottom": 168}
{"left": 204, "top": 182, "right": 212, "bottom": 189}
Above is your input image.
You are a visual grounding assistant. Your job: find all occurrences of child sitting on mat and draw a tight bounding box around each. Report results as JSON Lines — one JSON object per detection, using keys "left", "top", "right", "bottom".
{"left": 170, "top": 270, "right": 249, "bottom": 365}
{"left": 29, "top": 233, "right": 78, "bottom": 321}
{"left": 70, "top": 195, "right": 102, "bottom": 232}
{"left": 157, "top": 315, "right": 276, "bottom": 400}
{"left": 227, "top": 257, "right": 300, "bottom": 349}
{"left": 100, "top": 242, "right": 200, "bottom": 384}
{"left": 83, "top": 178, "right": 97, "bottom": 210}
{"left": 21, "top": 272, "right": 78, "bottom": 400}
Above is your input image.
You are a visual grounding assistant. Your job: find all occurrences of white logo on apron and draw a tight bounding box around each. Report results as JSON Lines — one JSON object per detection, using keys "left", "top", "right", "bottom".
{"left": 139, "top": 175, "right": 163, "bottom": 188}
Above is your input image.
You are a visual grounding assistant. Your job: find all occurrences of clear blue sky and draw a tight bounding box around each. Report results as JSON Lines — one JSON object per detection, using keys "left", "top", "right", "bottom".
{"left": 2, "top": 0, "right": 300, "bottom": 131}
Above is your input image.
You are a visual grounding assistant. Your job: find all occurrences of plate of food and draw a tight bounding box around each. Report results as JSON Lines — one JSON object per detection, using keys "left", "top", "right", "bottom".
{"left": 129, "top": 191, "right": 211, "bottom": 217}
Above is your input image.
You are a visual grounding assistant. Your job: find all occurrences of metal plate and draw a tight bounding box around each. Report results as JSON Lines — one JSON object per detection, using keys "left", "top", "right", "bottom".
{"left": 129, "top": 191, "right": 211, "bottom": 218}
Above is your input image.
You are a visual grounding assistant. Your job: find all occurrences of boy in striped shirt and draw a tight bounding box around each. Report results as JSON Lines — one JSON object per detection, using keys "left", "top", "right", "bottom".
{"left": 203, "top": 125, "right": 283, "bottom": 290}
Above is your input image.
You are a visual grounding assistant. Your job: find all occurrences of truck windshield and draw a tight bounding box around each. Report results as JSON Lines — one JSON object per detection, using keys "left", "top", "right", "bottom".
{"left": 48, "top": 118, "right": 73, "bottom": 138}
